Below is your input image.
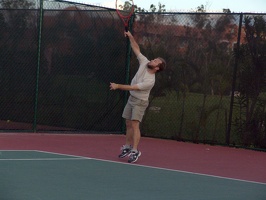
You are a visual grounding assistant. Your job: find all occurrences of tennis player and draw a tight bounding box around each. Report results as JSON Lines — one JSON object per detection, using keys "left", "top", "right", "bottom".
{"left": 110, "top": 31, "right": 166, "bottom": 163}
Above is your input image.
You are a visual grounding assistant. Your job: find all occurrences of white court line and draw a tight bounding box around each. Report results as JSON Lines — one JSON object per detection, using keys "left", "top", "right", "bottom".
{"left": 1, "top": 150, "right": 266, "bottom": 186}
{"left": 0, "top": 150, "right": 91, "bottom": 161}
{"left": 0, "top": 158, "right": 86, "bottom": 161}
{"left": 91, "top": 157, "right": 266, "bottom": 186}
{"left": 36, "top": 150, "right": 266, "bottom": 186}
{"left": 35, "top": 150, "right": 92, "bottom": 160}
{"left": 0, "top": 150, "right": 35, "bottom": 152}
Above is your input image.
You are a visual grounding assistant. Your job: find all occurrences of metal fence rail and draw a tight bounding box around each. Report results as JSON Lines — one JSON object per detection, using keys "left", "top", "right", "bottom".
{"left": 0, "top": 0, "right": 265, "bottom": 149}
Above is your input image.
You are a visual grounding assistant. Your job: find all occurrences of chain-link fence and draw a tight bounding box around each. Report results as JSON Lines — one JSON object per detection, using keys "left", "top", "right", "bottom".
{"left": 133, "top": 12, "right": 266, "bottom": 149}
{"left": 0, "top": 0, "right": 265, "bottom": 149}
{"left": 0, "top": 0, "right": 128, "bottom": 132}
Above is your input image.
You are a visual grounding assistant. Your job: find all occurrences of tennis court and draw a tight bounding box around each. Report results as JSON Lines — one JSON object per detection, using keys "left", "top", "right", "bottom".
{"left": 0, "top": 133, "right": 265, "bottom": 200}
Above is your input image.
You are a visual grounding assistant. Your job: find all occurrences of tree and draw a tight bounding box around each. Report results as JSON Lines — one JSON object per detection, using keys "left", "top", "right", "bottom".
{"left": 223, "top": 9, "right": 231, "bottom": 13}
{"left": 134, "top": 2, "right": 166, "bottom": 13}
{"left": 0, "top": 0, "right": 37, "bottom": 91}
{"left": 0, "top": 0, "right": 36, "bottom": 45}
{"left": 234, "top": 15, "right": 266, "bottom": 148}
{"left": 179, "top": 6, "right": 237, "bottom": 142}
{"left": 0, "top": 0, "right": 35, "bottom": 9}
{"left": 149, "top": 3, "right": 166, "bottom": 13}
{"left": 0, "top": 0, "right": 38, "bottom": 123}
{"left": 132, "top": 3, "right": 237, "bottom": 142}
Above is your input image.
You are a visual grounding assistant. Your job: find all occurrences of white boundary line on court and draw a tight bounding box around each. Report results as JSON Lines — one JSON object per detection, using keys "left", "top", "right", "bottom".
{"left": 35, "top": 150, "right": 92, "bottom": 160}
{"left": 0, "top": 150, "right": 91, "bottom": 161}
{"left": 90, "top": 157, "right": 266, "bottom": 186}
{"left": 1, "top": 150, "right": 266, "bottom": 186}
{"left": 0, "top": 158, "right": 85, "bottom": 161}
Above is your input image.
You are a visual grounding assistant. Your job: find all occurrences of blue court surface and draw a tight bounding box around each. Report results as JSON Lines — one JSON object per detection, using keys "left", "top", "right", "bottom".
{"left": 0, "top": 150, "right": 265, "bottom": 200}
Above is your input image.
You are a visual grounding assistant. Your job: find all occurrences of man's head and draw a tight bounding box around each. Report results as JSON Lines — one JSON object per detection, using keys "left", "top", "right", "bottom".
{"left": 157, "top": 57, "right": 166, "bottom": 72}
{"left": 147, "top": 57, "right": 166, "bottom": 73}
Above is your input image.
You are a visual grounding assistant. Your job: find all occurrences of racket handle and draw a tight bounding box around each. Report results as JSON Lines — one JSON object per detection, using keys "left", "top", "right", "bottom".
{"left": 125, "top": 26, "right": 128, "bottom": 32}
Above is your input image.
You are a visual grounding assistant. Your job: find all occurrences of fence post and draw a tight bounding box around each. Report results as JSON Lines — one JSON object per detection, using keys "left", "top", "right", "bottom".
{"left": 33, "top": 0, "right": 44, "bottom": 132}
{"left": 226, "top": 13, "right": 243, "bottom": 145}
{"left": 121, "top": 14, "right": 135, "bottom": 133}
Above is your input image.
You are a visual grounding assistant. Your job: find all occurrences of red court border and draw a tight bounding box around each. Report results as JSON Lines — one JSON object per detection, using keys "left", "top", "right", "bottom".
{"left": 0, "top": 133, "right": 265, "bottom": 184}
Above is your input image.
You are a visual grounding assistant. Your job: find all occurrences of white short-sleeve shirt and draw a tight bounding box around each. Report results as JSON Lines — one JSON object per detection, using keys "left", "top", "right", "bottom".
{"left": 130, "top": 53, "right": 155, "bottom": 101}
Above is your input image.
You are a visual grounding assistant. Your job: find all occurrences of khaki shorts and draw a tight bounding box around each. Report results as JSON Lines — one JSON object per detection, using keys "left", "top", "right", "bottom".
{"left": 122, "top": 95, "right": 149, "bottom": 122}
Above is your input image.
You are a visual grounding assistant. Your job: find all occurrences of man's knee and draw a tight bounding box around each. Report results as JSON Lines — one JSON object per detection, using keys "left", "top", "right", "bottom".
{"left": 126, "top": 120, "right": 132, "bottom": 129}
{"left": 131, "top": 120, "right": 140, "bottom": 130}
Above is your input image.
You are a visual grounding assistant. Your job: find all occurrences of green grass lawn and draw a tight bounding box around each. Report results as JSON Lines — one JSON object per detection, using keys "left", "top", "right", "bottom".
{"left": 142, "top": 92, "right": 231, "bottom": 145}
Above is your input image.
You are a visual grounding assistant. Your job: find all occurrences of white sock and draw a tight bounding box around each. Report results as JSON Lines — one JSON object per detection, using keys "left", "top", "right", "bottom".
{"left": 131, "top": 149, "right": 138, "bottom": 153}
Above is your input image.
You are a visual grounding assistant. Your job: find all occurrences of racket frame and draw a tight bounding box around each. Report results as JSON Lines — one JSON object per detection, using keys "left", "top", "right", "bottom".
{"left": 115, "top": 0, "right": 134, "bottom": 31}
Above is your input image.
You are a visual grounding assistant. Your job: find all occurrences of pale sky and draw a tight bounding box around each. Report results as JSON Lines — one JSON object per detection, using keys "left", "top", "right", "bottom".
{"left": 65, "top": 0, "right": 266, "bottom": 13}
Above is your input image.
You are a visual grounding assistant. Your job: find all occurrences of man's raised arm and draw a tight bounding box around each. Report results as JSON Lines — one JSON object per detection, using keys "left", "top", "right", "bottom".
{"left": 124, "top": 31, "right": 140, "bottom": 57}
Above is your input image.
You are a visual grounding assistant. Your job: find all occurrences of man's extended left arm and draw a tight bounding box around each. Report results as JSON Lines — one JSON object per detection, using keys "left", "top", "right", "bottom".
{"left": 109, "top": 83, "right": 139, "bottom": 91}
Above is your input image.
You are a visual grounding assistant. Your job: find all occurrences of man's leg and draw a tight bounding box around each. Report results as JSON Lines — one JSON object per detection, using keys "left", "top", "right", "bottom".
{"left": 128, "top": 120, "right": 141, "bottom": 163}
{"left": 131, "top": 120, "right": 140, "bottom": 151}
{"left": 118, "top": 119, "right": 133, "bottom": 158}
{"left": 125, "top": 119, "right": 133, "bottom": 146}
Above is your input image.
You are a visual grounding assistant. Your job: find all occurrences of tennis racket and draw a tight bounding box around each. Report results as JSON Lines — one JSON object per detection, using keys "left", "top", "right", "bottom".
{"left": 115, "top": 0, "right": 134, "bottom": 32}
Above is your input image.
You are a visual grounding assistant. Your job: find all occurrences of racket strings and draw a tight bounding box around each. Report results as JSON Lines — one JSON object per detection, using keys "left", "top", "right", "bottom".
{"left": 116, "top": 0, "right": 134, "bottom": 17}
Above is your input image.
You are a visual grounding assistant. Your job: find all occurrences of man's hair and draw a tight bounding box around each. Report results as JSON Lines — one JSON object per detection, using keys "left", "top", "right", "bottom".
{"left": 157, "top": 57, "right": 166, "bottom": 72}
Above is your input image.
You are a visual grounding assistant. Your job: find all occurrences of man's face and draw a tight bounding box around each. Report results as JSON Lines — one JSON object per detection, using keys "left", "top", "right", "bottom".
{"left": 147, "top": 58, "right": 162, "bottom": 70}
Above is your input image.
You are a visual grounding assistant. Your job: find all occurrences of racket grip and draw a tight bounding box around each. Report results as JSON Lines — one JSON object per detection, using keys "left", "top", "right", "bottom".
{"left": 125, "top": 26, "right": 128, "bottom": 32}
